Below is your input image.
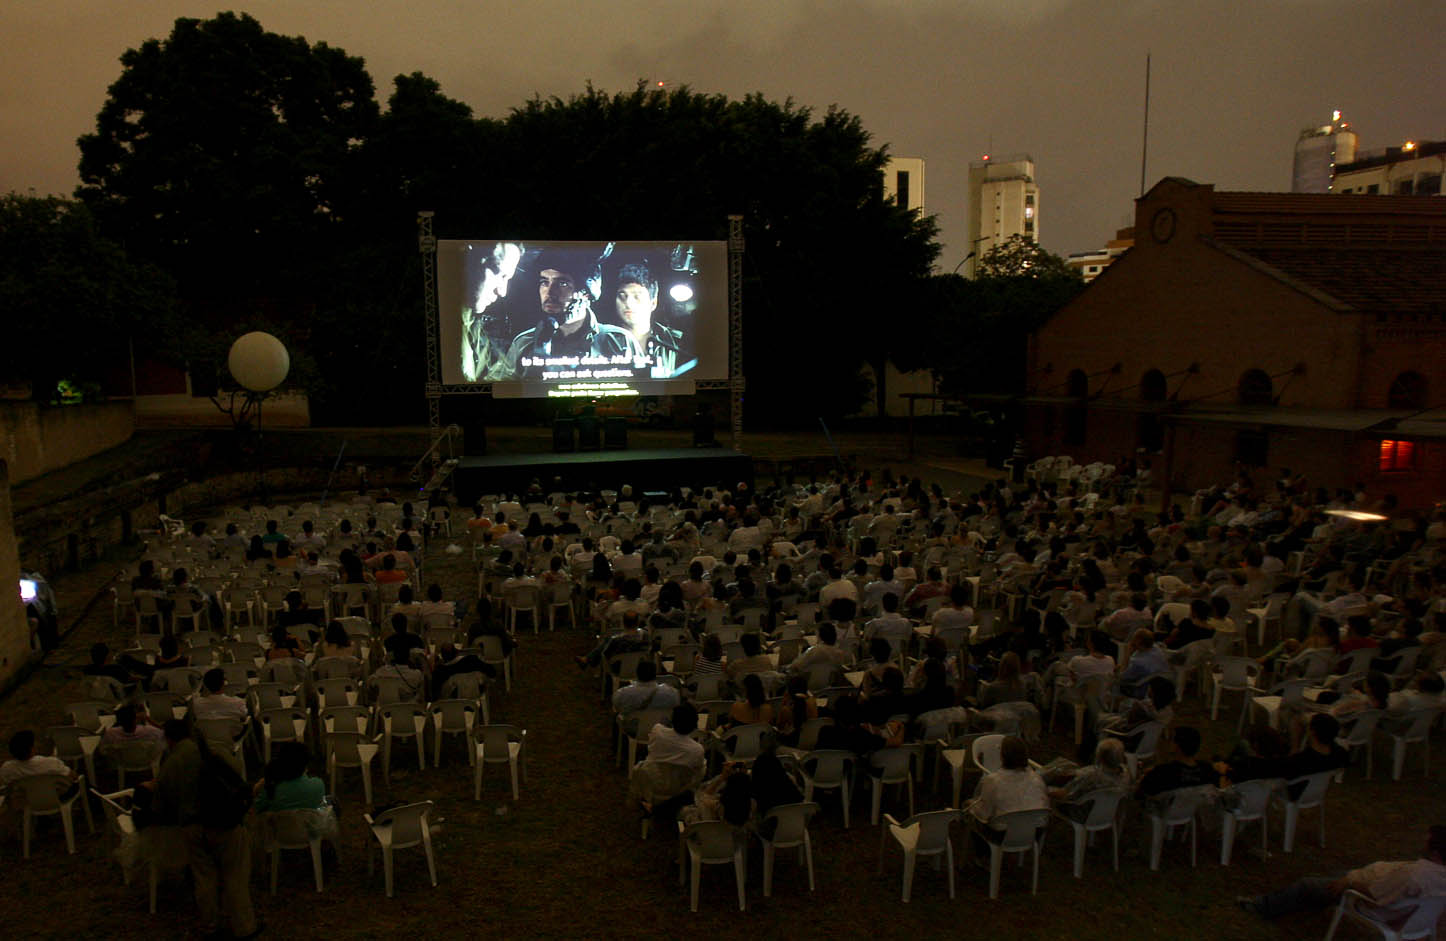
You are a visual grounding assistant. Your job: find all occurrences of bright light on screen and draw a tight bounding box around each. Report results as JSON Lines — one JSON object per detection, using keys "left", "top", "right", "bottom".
{"left": 19, "top": 579, "right": 37, "bottom": 604}
{"left": 436, "top": 239, "right": 727, "bottom": 398}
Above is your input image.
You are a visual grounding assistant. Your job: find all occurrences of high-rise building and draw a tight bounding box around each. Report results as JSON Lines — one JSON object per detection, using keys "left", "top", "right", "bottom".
{"left": 882, "top": 156, "right": 925, "bottom": 214}
{"left": 1292, "top": 111, "right": 1357, "bottom": 193}
{"left": 967, "top": 154, "right": 1038, "bottom": 277}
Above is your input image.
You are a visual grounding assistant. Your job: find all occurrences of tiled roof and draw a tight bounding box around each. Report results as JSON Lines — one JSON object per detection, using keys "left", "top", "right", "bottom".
{"left": 1211, "top": 241, "right": 1446, "bottom": 315}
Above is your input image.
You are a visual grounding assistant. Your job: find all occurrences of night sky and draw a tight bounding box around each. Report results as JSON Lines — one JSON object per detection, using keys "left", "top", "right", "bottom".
{"left": 3, "top": 0, "right": 1441, "bottom": 262}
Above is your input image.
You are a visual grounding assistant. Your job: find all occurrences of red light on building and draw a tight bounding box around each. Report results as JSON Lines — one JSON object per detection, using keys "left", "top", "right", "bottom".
{"left": 1379, "top": 439, "right": 1415, "bottom": 472}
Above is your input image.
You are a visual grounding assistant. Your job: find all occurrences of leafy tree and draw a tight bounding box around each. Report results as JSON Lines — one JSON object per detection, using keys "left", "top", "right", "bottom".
{"left": 976, "top": 234, "right": 1077, "bottom": 279}
{"left": 76, "top": 12, "right": 380, "bottom": 305}
{"left": 0, "top": 194, "right": 178, "bottom": 401}
{"left": 897, "top": 239, "right": 1083, "bottom": 394}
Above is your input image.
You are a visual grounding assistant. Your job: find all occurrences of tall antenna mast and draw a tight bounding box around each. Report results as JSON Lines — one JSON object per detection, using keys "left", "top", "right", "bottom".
{"left": 1139, "top": 52, "right": 1151, "bottom": 196}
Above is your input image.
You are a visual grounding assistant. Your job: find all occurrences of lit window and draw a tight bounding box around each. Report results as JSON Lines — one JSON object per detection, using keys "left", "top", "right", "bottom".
{"left": 1025, "top": 206, "right": 1035, "bottom": 219}
{"left": 1379, "top": 439, "right": 1416, "bottom": 473}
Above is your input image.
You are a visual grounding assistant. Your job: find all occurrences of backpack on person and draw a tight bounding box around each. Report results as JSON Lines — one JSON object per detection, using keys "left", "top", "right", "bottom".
{"left": 195, "top": 737, "right": 252, "bottom": 829}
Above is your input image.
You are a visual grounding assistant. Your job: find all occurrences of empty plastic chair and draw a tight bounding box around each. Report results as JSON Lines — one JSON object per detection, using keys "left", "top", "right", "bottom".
{"left": 364, "top": 801, "right": 438, "bottom": 898}
{"left": 878, "top": 809, "right": 961, "bottom": 902}
{"left": 474, "top": 725, "right": 527, "bottom": 800}
{"left": 678, "top": 819, "right": 747, "bottom": 912}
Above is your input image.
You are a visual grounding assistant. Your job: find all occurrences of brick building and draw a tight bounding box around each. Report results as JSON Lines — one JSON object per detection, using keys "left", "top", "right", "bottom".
{"left": 1024, "top": 177, "right": 1446, "bottom": 508}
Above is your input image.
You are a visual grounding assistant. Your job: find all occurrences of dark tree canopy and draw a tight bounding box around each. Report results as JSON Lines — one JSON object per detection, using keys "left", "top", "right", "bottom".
{"left": 0, "top": 194, "right": 178, "bottom": 400}
{"left": 74, "top": 15, "right": 940, "bottom": 424}
{"left": 896, "top": 240, "right": 1083, "bottom": 394}
{"left": 76, "top": 11, "right": 380, "bottom": 303}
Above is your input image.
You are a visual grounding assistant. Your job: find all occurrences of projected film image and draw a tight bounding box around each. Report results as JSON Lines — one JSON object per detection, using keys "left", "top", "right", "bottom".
{"left": 437, "top": 239, "right": 727, "bottom": 397}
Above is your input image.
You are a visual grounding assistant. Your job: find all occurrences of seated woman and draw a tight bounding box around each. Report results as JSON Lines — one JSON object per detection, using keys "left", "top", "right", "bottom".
{"left": 692, "top": 634, "right": 726, "bottom": 678}
{"left": 319, "top": 621, "right": 355, "bottom": 660}
{"left": 978, "top": 651, "right": 1029, "bottom": 708}
{"left": 254, "top": 742, "right": 328, "bottom": 813}
{"left": 1048, "top": 737, "right": 1130, "bottom": 823}
{"left": 253, "top": 741, "right": 338, "bottom": 850}
{"left": 154, "top": 635, "right": 189, "bottom": 670}
{"left": 969, "top": 735, "right": 1048, "bottom": 840}
{"left": 727, "top": 674, "right": 775, "bottom": 728}
{"left": 774, "top": 675, "right": 818, "bottom": 746}
{"left": 268, "top": 625, "right": 308, "bottom": 661}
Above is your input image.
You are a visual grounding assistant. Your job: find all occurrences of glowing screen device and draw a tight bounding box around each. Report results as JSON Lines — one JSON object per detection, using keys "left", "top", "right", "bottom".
{"left": 437, "top": 240, "right": 727, "bottom": 398}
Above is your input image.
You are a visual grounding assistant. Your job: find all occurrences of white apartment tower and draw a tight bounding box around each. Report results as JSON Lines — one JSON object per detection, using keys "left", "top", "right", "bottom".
{"left": 883, "top": 156, "right": 926, "bottom": 214}
{"left": 967, "top": 154, "right": 1038, "bottom": 277}
{"left": 1292, "top": 111, "right": 1357, "bottom": 193}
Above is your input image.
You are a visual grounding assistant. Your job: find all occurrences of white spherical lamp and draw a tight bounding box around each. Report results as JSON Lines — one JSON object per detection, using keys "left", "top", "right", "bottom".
{"left": 228, "top": 332, "right": 290, "bottom": 392}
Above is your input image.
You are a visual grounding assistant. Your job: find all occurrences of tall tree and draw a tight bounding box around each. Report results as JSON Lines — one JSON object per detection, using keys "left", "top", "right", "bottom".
{"left": 76, "top": 12, "right": 380, "bottom": 306}
{"left": 0, "top": 194, "right": 179, "bottom": 401}
{"left": 896, "top": 238, "right": 1083, "bottom": 394}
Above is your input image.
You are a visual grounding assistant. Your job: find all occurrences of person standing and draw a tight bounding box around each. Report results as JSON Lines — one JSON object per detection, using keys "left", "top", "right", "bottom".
{"left": 149, "top": 719, "right": 258, "bottom": 939}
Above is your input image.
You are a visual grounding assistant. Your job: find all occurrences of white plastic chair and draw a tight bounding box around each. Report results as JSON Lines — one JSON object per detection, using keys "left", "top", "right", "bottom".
{"left": 1335, "top": 709, "right": 1384, "bottom": 780}
{"left": 326, "top": 729, "right": 380, "bottom": 807}
{"left": 474, "top": 724, "right": 527, "bottom": 800}
{"left": 1281, "top": 770, "right": 1333, "bottom": 852}
{"left": 430, "top": 699, "right": 480, "bottom": 768}
{"left": 800, "top": 750, "right": 854, "bottom": 828}
{"left": 49, "top": 725, "right": 102, "bottom": 791}
{"left": 756, "top": 801, "right": 819, "bottom": 897}
{"left": 262, "top": 809, "right": 328, "bottom": 894}
{"left": 1325, "top": 888, "right": 1446, "bottom": 941}
{"left": 379, "top": 702, "right": 429, "bottom": 781}
{"left": 107, "top": 739, "right": 164, "bottom": 790}
{"left": 1250, "top": 678, "right": 1310, "bottom": 731}
{"left": 364, "top": 801, "right": 438, "bottom": 898}
{"left": 13, "top": 772, "right": 90, "bottom": 857}
{"left": 878, "top": 809, "right": 961, "bottom": 902}
{"left": 1146, "top": 786, "right": 1212, "bottom": 870}
{"left": 505, "top": 584, "right": 543, "bottom": 634}
{"left": 259, "top": 707, "right": 309, "bottom": 764}
{"left": 678, "top": 819, "right": 747, "bottom": 912}
{"left": 1209, "top": 656, "right": 1260, "bottom": 732}
{"left": 868, "top": 746, "right": 918, "bottom": 826}
{"left": 92, "top": 787, "right": 161, "bottom": 912}
{"left": 1058, "top": 787, "right": 1126, "bottom": 878}
{"left": 984, "top": 808, "right": 1051, "bottom": 898}
{"left": 1220, "top": 777, "right": 1277, "bottom": 865}
{"left": 1051, "top": 674, "right": 1111, "bottom": 744}
{"left": 1383, "top": 707, "right": 1439, "bottom": 781}
{"left": 971, "top": 734, "right": 1005, "bottom": 775}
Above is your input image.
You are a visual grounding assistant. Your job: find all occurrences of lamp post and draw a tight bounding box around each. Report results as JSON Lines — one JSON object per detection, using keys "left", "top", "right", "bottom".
{"left": 228, "top": 332, "right": 290, "bottom": 503}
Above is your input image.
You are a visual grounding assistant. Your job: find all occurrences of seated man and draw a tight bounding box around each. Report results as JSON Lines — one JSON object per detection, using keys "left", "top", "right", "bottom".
{"left": 84, "top": 641, "right": 152, "bottom": 688}
{"left": 612, "top": 660, "right": 681, "bottom": 723}
{"left": 1217, "top": 713, "right": 1346, "bottom": 794}
{"left": 383, "top": 612, "right": 426, "bottom": 666}
{"left": 629, "top": 704, "right": 707, "bottom": 816}
{"left": 725, "top": 632, "right": 775, "bottom": 684}
{"left": 864, "top": 592, "right": 913, "bottom": 662}
{"left": 930, "top": 584, "right": 975, "bottom": 633}
{"left": 789, "top": 622, "right": 852, "bottom": 678}
{"left": 1, "top": 730, "right": 77, "bottom": 793}
{"left": 577, "top": 611, "right": 650, "bottom": 668}
{"left": 863, "top": 565, "right": 905, "bottom": 615}
{"left": 430, "top": 643, "right": 495, "bottom": 700}
{"left": 1118, "top": 628, "right": 1169, "bottom": 698}
{"left": 190, "top": 668, "right": 249, "bottom": 724}
{"left": 1160, "top": 599, "right": 1216, "bottom": 650}
{"left": 1239, "top": 825, "right": 1446, "bottom": 920}
{"left": 1135, "top": 725, "right": 1214, "bottom": 798}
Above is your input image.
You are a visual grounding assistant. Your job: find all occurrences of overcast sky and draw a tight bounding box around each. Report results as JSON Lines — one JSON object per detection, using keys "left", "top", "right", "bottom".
{"left": 3, "top": 0, "right": 1441, "bottom": 262}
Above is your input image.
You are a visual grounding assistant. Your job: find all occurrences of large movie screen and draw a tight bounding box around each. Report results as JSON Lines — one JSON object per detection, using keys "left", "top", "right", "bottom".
{"left": 437, "top": 240, "right": 728, "bottom": 397}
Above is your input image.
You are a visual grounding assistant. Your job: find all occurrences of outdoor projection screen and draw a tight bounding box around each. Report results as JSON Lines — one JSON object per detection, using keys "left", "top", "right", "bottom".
{"left": 437, "top": 239, "right": 728, "bottom": 398}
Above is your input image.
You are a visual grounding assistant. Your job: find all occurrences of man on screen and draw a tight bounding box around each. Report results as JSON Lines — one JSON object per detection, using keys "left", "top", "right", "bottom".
{"left": 595, "top": 262, "right": 687, "bottom": 379}
{"left": 504, "top": 249, "right": 628, "bottom": 379}
{"left": 460, "top": 242, "right": 523, "bottom": 381}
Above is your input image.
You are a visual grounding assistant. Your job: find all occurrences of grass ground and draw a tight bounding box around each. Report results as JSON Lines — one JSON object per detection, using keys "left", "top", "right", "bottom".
{"left": 2, "top": 433, "right": 1442, "bottom": 938}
